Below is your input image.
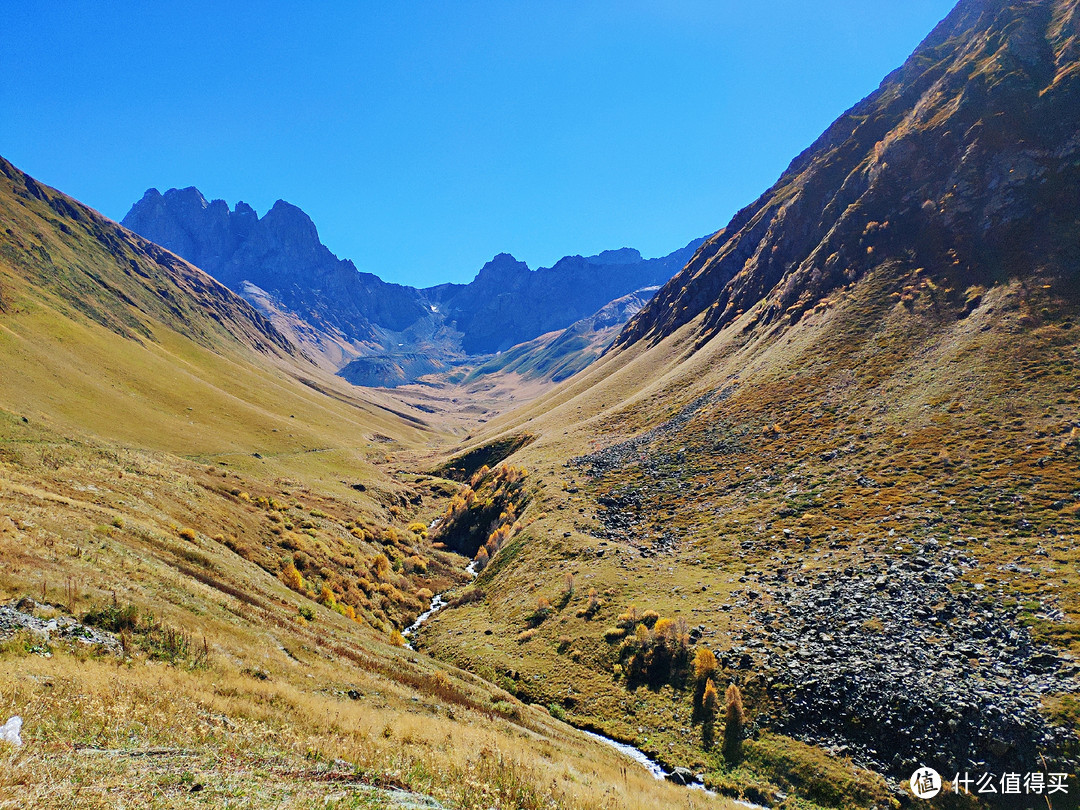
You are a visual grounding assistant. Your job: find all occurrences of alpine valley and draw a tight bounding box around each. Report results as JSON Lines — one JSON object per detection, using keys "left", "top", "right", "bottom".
{"left": 1, "top": 1, "right": 1079, "bottom": 809}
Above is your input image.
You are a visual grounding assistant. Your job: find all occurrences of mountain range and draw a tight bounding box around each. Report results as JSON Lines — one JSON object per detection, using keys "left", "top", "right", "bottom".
{"left": 122, "top": 188, "right": 704, "bottom": 386}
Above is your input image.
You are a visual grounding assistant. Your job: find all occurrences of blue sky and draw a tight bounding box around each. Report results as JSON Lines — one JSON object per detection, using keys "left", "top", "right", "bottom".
{"left": 2, "top": 1, "right": 956, "bottom": 287}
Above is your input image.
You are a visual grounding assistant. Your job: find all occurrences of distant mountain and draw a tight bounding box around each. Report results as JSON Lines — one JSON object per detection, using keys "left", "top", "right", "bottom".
{"left": 426, "top": 246, "right": 701, "bottom": 355}
{"left": 461, "top": 286, "right": 659, "bottom": 384}
{"left": 122, "top": 188, "right": 429, "bottom": 367}
{"left": 122, "top": 188, "right": 704, "bottom": 385}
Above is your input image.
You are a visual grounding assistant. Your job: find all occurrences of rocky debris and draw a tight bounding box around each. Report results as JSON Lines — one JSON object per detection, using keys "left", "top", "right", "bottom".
{"left": 572, "top": 390, "right": 729, "bottom": 479}
{"left": 0, "top": 601, "right": 122, "bottom": 654}
{"left": 571, "top": 388, "right": 745, "bottom": 555}
{"left": 666, "top": 766, "right": 699, "bottom": 786}
{"left": 715, "top": 541, "right": 1078, "bottom": 777}
{"left": 0, "top": 716, "right": 22, "bottom": 747}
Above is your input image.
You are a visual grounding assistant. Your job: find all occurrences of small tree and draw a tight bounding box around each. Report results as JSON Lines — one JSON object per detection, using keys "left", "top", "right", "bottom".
{"left": 702, "top": 678, "right": 719, "bottom": 749}
{"left": 693, "top": 647, "right": 717, "bottom": 682}
{"left": 693, "top": 647, "right": 719, "bottom": 716}
{"left": 280, "top": 562, "right": 305, "bottom": 593}
{"left": 723, "top": 682, "right": 746, "bottom": 762}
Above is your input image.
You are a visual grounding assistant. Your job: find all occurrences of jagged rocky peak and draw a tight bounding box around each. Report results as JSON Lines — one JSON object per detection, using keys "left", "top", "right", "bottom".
{"left": 617, "top": 0, "right": 1080, "bottom": 348}
{"left": 261, "top": 199, "right": 321, "bottom": 242}
{"left": 474, "top": 252, "right": 530, "bottom": 282}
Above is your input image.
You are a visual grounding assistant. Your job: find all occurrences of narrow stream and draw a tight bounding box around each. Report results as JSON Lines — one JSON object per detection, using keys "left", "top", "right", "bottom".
{"left": 403, "top": 559, "right": 764, "bottom": 807}
{"left": 402, "top": 553, "right": 477, "bottom": 650}
{"left": 402, "top": 594, "right": 447, "bottom": 641}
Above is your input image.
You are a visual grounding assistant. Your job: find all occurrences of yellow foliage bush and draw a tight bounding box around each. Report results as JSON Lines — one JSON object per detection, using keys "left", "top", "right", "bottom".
{"left": 280, "top": 563, "right": 305, "bottom": 593}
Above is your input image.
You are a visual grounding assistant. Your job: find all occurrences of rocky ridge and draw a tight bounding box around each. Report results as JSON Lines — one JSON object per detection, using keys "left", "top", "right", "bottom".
{"left": 122, "top": 189, "right": 705, "bottom": 386}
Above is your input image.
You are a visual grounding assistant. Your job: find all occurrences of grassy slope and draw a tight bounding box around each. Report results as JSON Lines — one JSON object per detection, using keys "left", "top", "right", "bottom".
{"left": 0, "top": 159, "right": 733, "bottom": 809}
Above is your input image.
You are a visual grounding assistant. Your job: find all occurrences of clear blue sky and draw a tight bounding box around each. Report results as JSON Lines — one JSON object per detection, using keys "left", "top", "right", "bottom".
{"left": 2, "top": 1, "right": 956, "bottom": 287}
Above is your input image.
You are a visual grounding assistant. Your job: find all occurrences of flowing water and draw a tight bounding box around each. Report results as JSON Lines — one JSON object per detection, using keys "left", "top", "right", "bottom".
{"left": 402, "top": 555, "right": 478, "bottom": 649}
{"left": 402, "top": 560, "right": 764, "bottom": 807}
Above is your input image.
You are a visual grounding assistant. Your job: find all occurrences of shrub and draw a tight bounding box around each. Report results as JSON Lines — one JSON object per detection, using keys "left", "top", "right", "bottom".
{"left": 280, "top": 563, "right": 306, "bottom": 593}
{"left": 517, "top": 629, "right": 538, "bottom": 644}
{"left": 298, "top": 604, "right": 316, "bottom": 622}
{"left": 389, "top": 629, "right": 407, "bottom": 647}
{"left": 491, "top": 700, "right": 520, "bottom": 720}
{"left": 576, "top": 587, "right": 601, "bottom": 619}
{"left": 603, "top": 626, "right": 626, "bottom": 642}
{"left": 529, "top": 597, "right": 552, "bottom": 627}
{"left": 84, "top": 603, "right": 139, "bottom": 633}
{"left": 178, "top": 528, "right": 197, "bottom": 542}
{"left": 547, "top": 703, "right": 567, "bottom": 721}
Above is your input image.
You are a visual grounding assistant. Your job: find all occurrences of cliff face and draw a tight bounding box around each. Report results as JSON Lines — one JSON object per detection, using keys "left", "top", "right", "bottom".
{"left": 616, "top": 0, "right": 1080, "bottom": 349}
{"left": 123, "top": 189, "right": 429, "bottom": 354}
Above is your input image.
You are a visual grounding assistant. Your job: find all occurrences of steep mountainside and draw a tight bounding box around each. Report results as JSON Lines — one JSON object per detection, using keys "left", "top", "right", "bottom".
{"left": 123, "top": 189, "right": 703, "bottom": 384}
{"left": 0, "top": 157, "right": 712, "bottom": 809}
{"left": 412, "top": 1, "right": 1080, "bottom": 805}
{"left": 0, "top": 160, "right": 296, "bottom": 360}
{"left": 618, "top": 0, "right": 1080, "bottom": 350}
